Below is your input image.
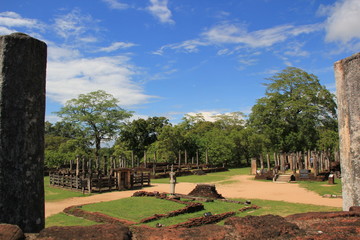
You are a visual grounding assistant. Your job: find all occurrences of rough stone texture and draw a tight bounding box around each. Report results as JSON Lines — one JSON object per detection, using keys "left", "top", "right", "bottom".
{"left": 168, "top": 211, "right": 236, "bottom": 228}
{"left": 63, "top": 205, "right": 137, "bottom": 226}
{"left": 188, "top": 184, "right": 224, "bottom": 199}
{"left": 225, "top": 215, "right": 304, "bottom": 239}
{"left": 10, "top": 211, "right": 359, "bottom": 239}
{"left": 0, "top": 33, "right": 46, "bottom": 232}
{"left": 287, "top": 211, "right": 360, "bottom": 240}
{"left": 0, "top": 224, "right": 24, "bottom": 240}
{"left": 334, "top": 52, "right": 360, "bottom": 211}
{"left": 36, "top": 224, "right": 131, "bottom": 240}
{"left": 132, "top": 215, "right": 305, "bottom": 240}
{"left": 350, "top": 206, "right": 360, "bottom": 213}
{"left": 132, "top": 224, "right": 229, "bottom": 240}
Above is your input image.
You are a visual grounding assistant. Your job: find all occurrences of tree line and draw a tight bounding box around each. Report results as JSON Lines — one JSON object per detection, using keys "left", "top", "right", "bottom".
{"left": 45, "top": 67, "right": 338, "bottom": 168}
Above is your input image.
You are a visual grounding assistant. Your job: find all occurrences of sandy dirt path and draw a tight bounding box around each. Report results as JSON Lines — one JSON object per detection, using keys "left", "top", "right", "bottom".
{"left": 45, "top": 174, "right": 342, "bottom": 218}
{"left": 215, "top": 175, "right": 342, "bottom": 207}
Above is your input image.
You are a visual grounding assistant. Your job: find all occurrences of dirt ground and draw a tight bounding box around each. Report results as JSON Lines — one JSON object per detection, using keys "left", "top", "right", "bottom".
{"left": 45, "top": 174, "right": 342, "bottom": 218}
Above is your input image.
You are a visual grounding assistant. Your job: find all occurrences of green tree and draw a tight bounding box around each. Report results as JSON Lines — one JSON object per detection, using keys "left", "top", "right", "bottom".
{"left": 150, "top": 124, "right": 186, "bottom": 163}
{"left": 212, "top": 112, "right": 246, "bottom": 131}
{"left": 118, "top": 117, "right": 170, "bottom": 159}
{"left": 317, "top": 129, "right": 339, "bottom": 152}
{"left": 56, "top": 90, "right": 132, "bottom": 158}
{"left": 248, "top": 67, "right": 337, "bottom": 152}
{"left": 48, "top": 121, "right": 83, "bottom": 139}
{"left": 198, "top": 128, "right": 235, "bottom": 166}
{"left": 45, "top": 120, "right": 90, "bottom": 168}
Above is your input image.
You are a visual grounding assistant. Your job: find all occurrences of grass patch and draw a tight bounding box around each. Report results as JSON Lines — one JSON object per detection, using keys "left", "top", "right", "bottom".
{"left": 244, "top": 198, "right": 340, "bottom": 216}
{"left": 146, "top": 198, "right": 340, "bottom": 227}
{"left": 297, "top": 180, "right": 342, "bottom": 196}
{"left": 46, "top": 195, "right": 341, "bottom": 227}
{"left": 45, "top": 177, "right": 91, "bottom": 201}
{"left": 152, "top": 168, "right": 250, "bottom": 184}
{"left": 82, "top": 197, "right": 184, "bottom": 222}
{"left": 46, "top": 213, "right": 98, "bottom": 228}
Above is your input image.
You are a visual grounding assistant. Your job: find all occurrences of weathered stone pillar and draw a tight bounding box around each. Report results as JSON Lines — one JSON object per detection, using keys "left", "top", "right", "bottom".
{"left": 334, "top": 52, "right": 360, "bottom": 211}
{"left": 251, "top": 158, "right": 257, "bottom": 175}
{"left": 0, "top": 33, "right": 46, "bottom": 232}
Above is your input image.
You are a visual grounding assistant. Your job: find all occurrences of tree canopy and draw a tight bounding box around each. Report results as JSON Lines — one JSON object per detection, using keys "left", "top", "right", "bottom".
{"left": 248, "top": 67, "right": 337, "bottom": 152}
{"left": 46, "top": 67, "right": 339, "bottom": 168}
{"left": 118, "top": 117, "right": 170, "bottom": 159}
{"left": 56, "top": 90, "right": 132, "bottom": 157}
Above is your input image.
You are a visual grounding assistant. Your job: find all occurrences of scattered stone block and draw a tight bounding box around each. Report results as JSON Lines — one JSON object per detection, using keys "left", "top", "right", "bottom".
{"left": 0, "top": 224, "right": 24, "bottom": 240}
{"left": 225, "top": 215, "right": 304, "bottom": 239}
{"left": 188, "top": 184, "right": 224, "bottom": 199}
{"left": 36, "top": 224, "right": 131, "bottom": 240}
{"left": 349, "top": 206, "right": 360, "bottom": 213}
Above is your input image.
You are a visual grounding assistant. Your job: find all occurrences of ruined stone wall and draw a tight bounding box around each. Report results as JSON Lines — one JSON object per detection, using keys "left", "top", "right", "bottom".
{"left": 334, "top": 52, "right": 360, "bottom": 211}
{"left": 0, "top": 33, "right": 47, "bottom": 232}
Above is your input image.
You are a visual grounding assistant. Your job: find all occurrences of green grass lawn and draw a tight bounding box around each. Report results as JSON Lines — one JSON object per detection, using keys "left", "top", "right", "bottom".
{"left": 151, "top": 168, "right": 250, "bottom": 184}
{"left": 81, "top": 197, "right": 184, "bottom": 222}
{"left": 46, "top": 213, "right": 98, "bottom": 228}
{"left": 46, "top": 196, "right": 341, "bottom": 228}
{"left": 44, "top": 167, "right": 343, "bottom": 228}
{"left": 44, "top": 176, "right": 91, "bottom": 201}
{"left": 147, "top": 198, "right": 340, "bottom": 227}
{"left": 297, "top": 180, "right": 342, "bottom": 196}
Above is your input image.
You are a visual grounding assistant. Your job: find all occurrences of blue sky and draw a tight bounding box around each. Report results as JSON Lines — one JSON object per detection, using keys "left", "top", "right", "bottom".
{"left": 1, "top": 0, "right": 360, "bottom": 123}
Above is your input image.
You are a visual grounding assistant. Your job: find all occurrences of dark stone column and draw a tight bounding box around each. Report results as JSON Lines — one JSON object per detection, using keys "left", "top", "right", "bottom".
{"left": 0, "top": 33, "right": 47, "bottom": 232}
{"left": 334, "top": 52, "right": 360, "bottom": 211}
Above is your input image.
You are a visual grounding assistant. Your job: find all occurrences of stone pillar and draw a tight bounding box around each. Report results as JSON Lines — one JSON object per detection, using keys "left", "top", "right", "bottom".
{"left": 131, "top": 151, "right": 134, "bottom": 168}
{"left": 169, "top": 165, "right": 176, "bottom": 195}
{"left": 335, "top": 52, "right": 360, "bottom": 211}
{"left": 266, "top": 153, "right": 271, "bottom": 171}
{"left": 251, "top": 158, "right": 257, "bottom": 175}
{"left": 205, "top": 149, "right": 209, "bottom": 165}
{"left": 0, "top": 33, "right": 46, "bottom": 232}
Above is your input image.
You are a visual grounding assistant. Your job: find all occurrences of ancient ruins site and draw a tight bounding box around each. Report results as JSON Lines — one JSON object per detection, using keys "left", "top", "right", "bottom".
{"left": 1, "top": 6, "right": 360, "bottom": 238}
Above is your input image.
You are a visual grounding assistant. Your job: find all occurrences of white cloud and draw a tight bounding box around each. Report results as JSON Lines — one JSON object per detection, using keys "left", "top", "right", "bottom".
{"left": 0, "top": 11, "right": 155, "bottom": 109}
{"left": 186, "top": 111, "right": 226, "bottom": 122}
{"left": 47, "top": 48, "right": 155, "bottom": 106}
{"left": 155, "top": 22, "right": 320, "bottom": 55}
{"left": 0, "top": 11, "right": 44, "bottom": 34}
{"left": 202, "top": 23, "right": 320, "bottom": 48}
{"left": 170, "top": 39, "right": 209, "bottom": 52}
{"left": 53, "top": 9, "right": 100, "bottom": 43}
{"left": 0, "top": 11, "right": 40, "bottom": 28}
{"left": 321, "top": 0, "right": 360, "bottom": 43}
{"left": 45, "top": 115, "right": 62, "bottom": 123}
{"left": 217, "top": 48, "right": 230, "bottom": 55}
{"left": 284, "top": 42, "right": 309, "bottom": 57}
{"left": 98, "top": 41, "right": 137, "bottom": 52}
{"left": 102, "top": 0, "right": 129, "bottom": 10}
{"left": 48, "top": 44, "right": 81, "bottom": 61}
{"left": 147, "top": 0, "right": 175, "bottom": 24}
{"left": 129, "top": 114, "right": 150, "bottom": 121}
{"left": 153, "top": 39, "right": 209, "bottom": 55}
{"left": 185, "top": 111, "right": 248, "bottom": 123}
{"left": 0, "top": 26, "right": 14, "bottom": 35}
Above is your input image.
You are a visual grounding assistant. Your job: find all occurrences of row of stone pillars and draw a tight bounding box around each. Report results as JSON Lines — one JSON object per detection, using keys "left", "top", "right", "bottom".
{"left": 251, "top": 150, "right": 335, "bottom": 176}
{"left": 145, "top": 149, "right": 209, "bottom": 167}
